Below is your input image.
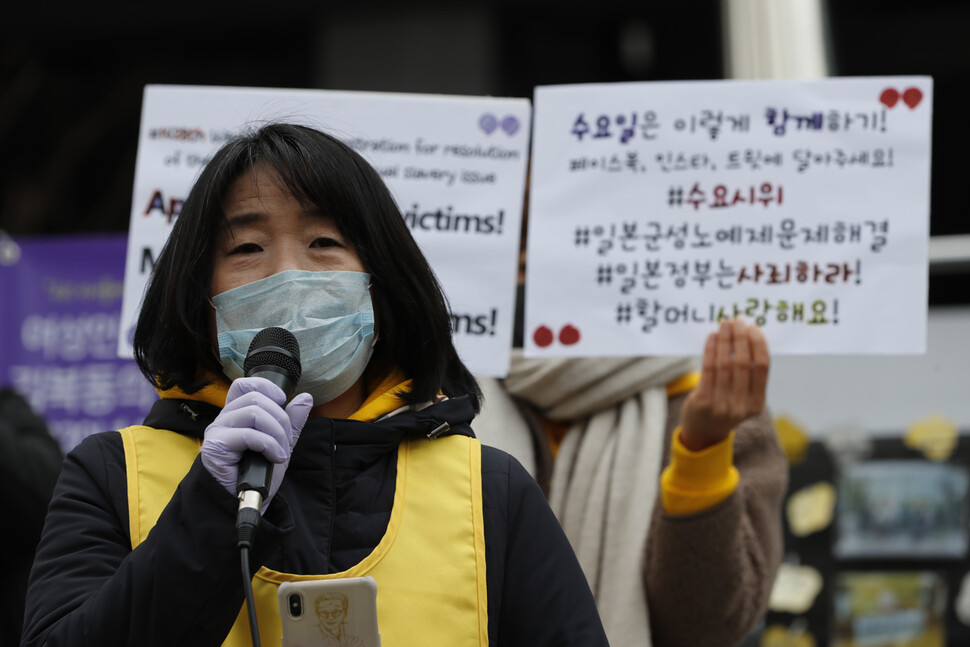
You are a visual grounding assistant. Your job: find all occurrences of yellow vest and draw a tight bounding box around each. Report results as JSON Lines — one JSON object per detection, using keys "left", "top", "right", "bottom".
{"left": 120, "top": 425, "right": 488, "bottom": 646}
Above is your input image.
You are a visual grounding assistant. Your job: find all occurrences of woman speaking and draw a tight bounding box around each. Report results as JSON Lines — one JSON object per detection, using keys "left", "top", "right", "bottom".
{"left": 22, "top": 123, "right": 609, "bottom": 646}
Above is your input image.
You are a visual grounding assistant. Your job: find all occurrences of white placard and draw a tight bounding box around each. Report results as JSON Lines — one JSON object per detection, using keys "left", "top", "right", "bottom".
{"left": 526, "top": 77, "right": 932, "bottom": 356}
{"left": 119, "top": 85, "right": 531, "bottom": 377}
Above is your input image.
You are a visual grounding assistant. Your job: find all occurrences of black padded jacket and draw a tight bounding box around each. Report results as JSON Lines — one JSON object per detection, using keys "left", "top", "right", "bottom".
{"left": 22, "top": 395, "right": 609, "bottom": 646}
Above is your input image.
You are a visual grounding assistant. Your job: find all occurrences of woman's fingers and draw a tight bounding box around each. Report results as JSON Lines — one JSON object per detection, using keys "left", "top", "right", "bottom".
{"left": 696, "top": 328, "right": 719, "bottom": 401}
{"left": 731, "top": 321, "right": 752, "bottom": 418}
{"left": 748, "top": 323, "right": 770, "bottom": 413}
{"left": 708, "top": 319, "right": 770, "bottom": 421}
{"left": 713, "top": 320, "right": 733, "bottom": 415}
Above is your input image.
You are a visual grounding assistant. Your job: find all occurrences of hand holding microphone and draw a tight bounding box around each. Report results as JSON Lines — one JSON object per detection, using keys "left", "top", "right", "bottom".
{"left": 201, "top": 327, "right": 312, "bottom": 512}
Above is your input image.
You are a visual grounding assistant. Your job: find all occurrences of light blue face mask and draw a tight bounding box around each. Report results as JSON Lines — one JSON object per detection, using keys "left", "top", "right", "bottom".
{"left": 212, "top": 270, "right": 376, "bottom": 406}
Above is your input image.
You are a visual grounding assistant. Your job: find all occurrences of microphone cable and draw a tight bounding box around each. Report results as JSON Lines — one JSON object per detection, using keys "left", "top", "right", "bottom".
{"left": 238, "top": 457, "right": 269, "bottom": 646}
{"left": 238, "top": 502, "right": 262, "bottom": 647}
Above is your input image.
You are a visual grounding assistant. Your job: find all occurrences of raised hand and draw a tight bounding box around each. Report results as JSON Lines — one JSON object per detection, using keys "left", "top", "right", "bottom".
{"left": 679, "top": 319, "right": 770, "bottom": 451}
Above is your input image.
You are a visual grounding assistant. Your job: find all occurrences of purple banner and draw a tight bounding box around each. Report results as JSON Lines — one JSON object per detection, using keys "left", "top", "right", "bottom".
{"left": 0, "top": 234, "right": 158, "bottom": 453}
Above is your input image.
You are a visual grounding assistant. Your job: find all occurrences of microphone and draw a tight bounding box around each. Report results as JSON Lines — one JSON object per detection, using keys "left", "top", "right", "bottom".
{"left": 236, "top": 327, "right": 302, "bottom": 514}
{"left": 234, "top": 328, "right": 301, "bottom": 645}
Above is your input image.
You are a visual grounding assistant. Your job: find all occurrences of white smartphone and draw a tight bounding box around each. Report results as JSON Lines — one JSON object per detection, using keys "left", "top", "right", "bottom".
{"left": 278, "top": 576, "right": 381, "bottom": 647}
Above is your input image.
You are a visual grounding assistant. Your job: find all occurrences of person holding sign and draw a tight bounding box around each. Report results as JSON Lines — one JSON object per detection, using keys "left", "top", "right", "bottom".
{"left": 475, "top": 299, "right": 786, "bottom": 646}
{"left": 22, "top": 124, "right": 608, "bottom": 646}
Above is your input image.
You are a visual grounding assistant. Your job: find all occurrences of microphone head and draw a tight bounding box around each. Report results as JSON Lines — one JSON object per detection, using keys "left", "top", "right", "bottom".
{"left": 244, "top": 327, "right": 302, "bottom": 388}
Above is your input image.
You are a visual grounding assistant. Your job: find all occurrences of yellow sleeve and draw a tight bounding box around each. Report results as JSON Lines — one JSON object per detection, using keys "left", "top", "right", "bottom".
{"left": 660, "top": 427, "right": 739, "bottom": 516}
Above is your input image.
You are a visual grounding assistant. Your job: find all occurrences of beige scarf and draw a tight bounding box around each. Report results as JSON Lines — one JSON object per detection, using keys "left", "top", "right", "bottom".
{"left": 475, "top": 352, "right": 693, "bottom": 646}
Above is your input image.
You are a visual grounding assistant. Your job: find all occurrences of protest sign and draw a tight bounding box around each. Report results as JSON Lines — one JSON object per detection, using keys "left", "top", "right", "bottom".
{"left": 0, "top": 234, "right": 158, "bottom": 452}
{"left": 526, "top": 77, "right": 932, "bottom": 356}
{"left": 119, "top": 85, "right": 530, "bottom": 376}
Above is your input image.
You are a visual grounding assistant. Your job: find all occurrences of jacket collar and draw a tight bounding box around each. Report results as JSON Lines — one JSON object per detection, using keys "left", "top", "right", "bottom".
{"left": 145, "top": 371, "right": 477, "bottom": 444}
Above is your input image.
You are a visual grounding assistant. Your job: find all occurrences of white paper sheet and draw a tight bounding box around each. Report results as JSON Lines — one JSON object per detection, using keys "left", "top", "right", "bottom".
{"left": 119, "top": 85, "right": 530, "bottom": 377}
{"left": 526, "top": 77, "right": 932, "bottom": 356}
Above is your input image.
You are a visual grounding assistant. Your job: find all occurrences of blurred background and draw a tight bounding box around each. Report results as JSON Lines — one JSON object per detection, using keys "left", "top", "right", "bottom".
{"left": 2, "top": 0, "right": 968, "bottom": 298}
{"left": 2, "top": 1, "right": 969, "bottom": 645}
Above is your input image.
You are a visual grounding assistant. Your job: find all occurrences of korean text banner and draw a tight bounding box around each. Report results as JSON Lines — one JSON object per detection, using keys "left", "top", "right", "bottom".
{"left": 0, "top": 234, "right": 159, "bottom": 452}
{"left": 119, "top": 85, "right": 531, "bottom": 377}
{"left": 526, "top": 77, "right": 932, "bottom": 356}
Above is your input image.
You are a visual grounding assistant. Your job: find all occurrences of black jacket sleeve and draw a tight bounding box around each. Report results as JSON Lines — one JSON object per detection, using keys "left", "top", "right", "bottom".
{"left": 0, "top": 388, "right": 64, "bottom": 647}
{"left": 0, "top": 389, "right": 63, "bottom": 552}
{"left": 481, "top": 446, "right": 609, "bottom": 646}
{"left": 21, "top": 431, "right": 291, "bottom": 647}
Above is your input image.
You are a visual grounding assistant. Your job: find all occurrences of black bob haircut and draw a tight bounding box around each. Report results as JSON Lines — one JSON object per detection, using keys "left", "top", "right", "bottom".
{"left": 133, "top": 122, "right": 481, "bottom": 411}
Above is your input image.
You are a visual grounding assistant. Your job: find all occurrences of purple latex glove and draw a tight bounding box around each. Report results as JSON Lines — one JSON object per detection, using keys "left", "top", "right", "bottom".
{"left": 201, "top": 376, "right": 313, "bottom": 510}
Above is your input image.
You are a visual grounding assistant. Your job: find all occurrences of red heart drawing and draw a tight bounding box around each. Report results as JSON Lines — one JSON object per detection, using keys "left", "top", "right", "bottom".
{"left": 533, "top": 325, "right": 554, "bottom": 348}
{"left": 902, "top": 87, "right": 923, "bottom": 109}
{"left": 559, "top": 324, "right": 581, "bottom": 345}
{"left": 879, "top": 88, "right": 899, "bottom": 108}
